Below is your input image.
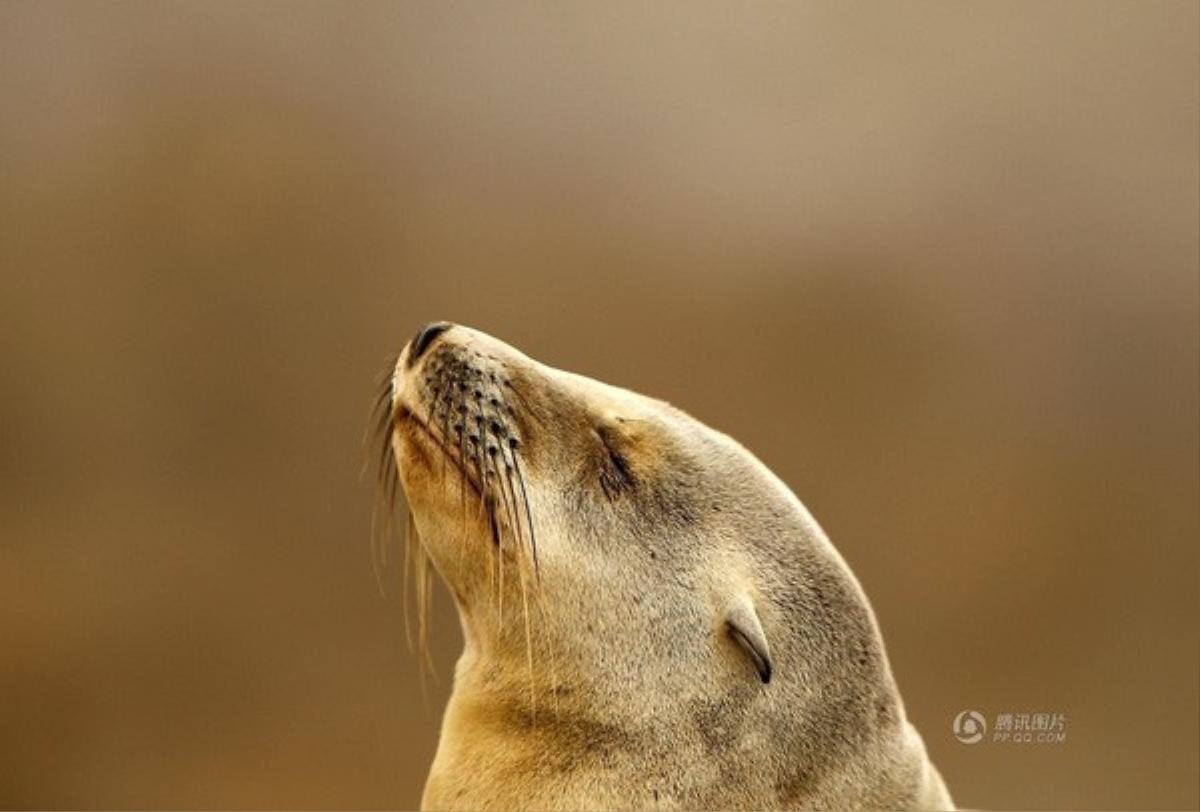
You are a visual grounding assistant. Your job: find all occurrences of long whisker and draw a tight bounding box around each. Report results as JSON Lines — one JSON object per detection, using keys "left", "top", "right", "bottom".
{"left": 478, "top": 424, "right": 512, "bottom": 628}
{"left": 369, "top": 348, "right": 554, "bottom": 715}
{"left": 480, "top": 384, "right": 527, "bottom": 649}
{"left": 483, "top": 381, "right": 545, "bottom": 726}
{"left": 476, "top": 439, "right": 498, "bottom": 613}
{"left": 456, "top": 412, "right": 470, "bottom": 561}
{"left": 366, "top": 361, "right": 432, "bottom": 664}
{"left": 513, "top": 523, "right": 537, "bottom": 725}
{"left": 415, "top": 539, "right": 435, "bottom": 678}
{"left": 484, "top": 383, "right": 534, "bottom": 569}
{"left": 510, "top": 446, "right": 539, "bottom": 576}
{"left": 498, "top": 455, "right": 538, "bottom": 722}
{"left": 401, "top": 510, "right": 416, "bottom": 650}
{"left": 367, "top": 368, "right": 399, "bottom": 599}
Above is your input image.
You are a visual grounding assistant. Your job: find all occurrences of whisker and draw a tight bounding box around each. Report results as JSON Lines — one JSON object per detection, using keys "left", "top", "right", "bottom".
{"left": 456, "top": 419, "right": 469, "bottom": 562}
{"left": 514, "top": 527, "right": 537, "bottom": 726}
{"left": 366, "top": 366, "right": 401, "bottom": 600}
{"left": 511, "top": 449, "right": 539, "bottom": 576}
{"left": 496, "top": 456, "right": 524, "bottom": 629}
{"left": 504, "top": 383, "right": 540, "bottom": 423}
{"left": 498, "top": 456, "right": 538, "bottom": 723}
{"left": 367, "top": 349, "right": 552, "bottom": 711}
{"left": 401, "top": 509, "right": 415, "bottom": 651}
{"left": 436, "top": 386, "right": 454, "bottom": 483}
{"left": 415, "top": 538, "right": 435, "bottom": 679}
{"left": 478, "top": 386, "right": 526, "bottom": 638}
{"left": 366, "top": 359, "right": 432, "bottom": 665}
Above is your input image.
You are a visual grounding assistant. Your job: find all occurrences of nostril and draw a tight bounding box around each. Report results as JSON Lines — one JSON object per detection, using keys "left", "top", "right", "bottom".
{"left": 407, "top": 321, "right": 453, "bottom": 366}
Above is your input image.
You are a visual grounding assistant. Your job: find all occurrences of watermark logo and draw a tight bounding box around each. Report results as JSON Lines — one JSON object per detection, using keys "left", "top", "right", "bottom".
{"left": 952, "top": 710, "right": 986, "bottom": 744}
{"left": 953, "top": 710, "right": 1068, "bottom": 745}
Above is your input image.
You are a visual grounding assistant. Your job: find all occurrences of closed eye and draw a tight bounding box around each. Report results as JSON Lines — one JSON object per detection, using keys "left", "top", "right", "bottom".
{"left": 595, "top": 423, "right": 635, "bottom": 498}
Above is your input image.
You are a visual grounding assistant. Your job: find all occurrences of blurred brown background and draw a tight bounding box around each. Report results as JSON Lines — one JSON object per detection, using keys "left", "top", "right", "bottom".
{"left": 1, "top": 2, "right": 1196, "bottom": 809}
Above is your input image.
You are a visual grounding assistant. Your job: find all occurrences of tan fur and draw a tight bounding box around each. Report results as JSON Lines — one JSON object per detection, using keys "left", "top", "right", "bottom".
{"left": 382, "top": 324, "right": 954, "bottom": 811}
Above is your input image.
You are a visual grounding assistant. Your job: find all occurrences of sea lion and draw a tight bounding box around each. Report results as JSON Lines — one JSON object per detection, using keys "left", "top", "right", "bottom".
{"left": 371, "top": 322, "right": 954, "bottom": 811}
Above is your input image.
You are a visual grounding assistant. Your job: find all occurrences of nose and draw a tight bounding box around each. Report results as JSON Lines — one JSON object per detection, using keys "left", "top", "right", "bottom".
{"left": 406, "top": 321, "right": 453, "bottom": 366}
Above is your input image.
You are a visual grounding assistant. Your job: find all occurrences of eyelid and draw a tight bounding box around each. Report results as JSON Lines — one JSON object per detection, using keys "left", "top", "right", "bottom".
{"left": 595, "top": 422, "right": 635, "bottom": 497}
{"left": 594, "top": 421, "right": 627, "bottom": 451}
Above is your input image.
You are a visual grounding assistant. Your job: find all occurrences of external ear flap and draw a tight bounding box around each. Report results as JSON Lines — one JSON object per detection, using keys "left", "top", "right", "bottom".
{"left": 726, "top": 595, "right": 773, "bottom": 684}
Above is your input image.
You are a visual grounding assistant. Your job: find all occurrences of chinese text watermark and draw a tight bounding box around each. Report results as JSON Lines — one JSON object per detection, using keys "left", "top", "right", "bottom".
{"left": 953, "top": 709, "right": 1067, "bottom": 745}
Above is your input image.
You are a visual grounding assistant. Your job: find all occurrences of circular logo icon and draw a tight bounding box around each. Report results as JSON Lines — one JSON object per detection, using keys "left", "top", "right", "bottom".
{"left": 953, "top": 710, "right": 986, "bottom": 744}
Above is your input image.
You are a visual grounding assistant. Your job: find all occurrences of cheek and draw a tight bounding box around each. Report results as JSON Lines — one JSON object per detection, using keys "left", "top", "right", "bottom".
{"left": 525, "top": 498, "right": 582, "bottom": 555}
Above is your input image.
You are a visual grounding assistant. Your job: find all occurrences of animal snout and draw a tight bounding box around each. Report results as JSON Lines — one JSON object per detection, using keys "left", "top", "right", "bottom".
{"left": 407, "top": 321, "right": 454, "bottom": 367}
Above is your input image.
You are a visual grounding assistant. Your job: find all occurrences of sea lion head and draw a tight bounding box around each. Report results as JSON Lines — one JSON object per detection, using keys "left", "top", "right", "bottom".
{"left": 372, "top": 322, "right": 951, "bottom": 809}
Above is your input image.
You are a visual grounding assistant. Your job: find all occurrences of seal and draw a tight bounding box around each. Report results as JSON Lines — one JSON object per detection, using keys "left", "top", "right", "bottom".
{"left": 371, "top": 322, "right": 954, "bottom": 811}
